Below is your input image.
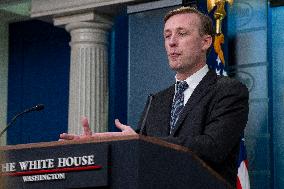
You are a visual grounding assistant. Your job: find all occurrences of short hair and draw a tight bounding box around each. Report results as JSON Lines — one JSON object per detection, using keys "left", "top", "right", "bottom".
{"left": 164, "top": 7, "right": 214, "bottom": 37}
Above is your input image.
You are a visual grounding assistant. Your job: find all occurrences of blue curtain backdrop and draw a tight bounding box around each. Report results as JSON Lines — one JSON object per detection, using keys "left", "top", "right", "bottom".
{"left": 7, "top": 20, "right": 70, "bottom": 144}
{"left": 108, "top": 15, "right": 128, "bottom": 131}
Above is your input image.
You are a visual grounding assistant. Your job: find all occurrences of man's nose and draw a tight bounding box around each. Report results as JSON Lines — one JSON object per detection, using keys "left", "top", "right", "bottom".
{"left": 169, "top": 35, "right": 178, "bottom": 47}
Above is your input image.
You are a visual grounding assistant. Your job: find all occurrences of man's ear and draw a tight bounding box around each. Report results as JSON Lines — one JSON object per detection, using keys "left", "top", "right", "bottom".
{"left": 201, "top": 35, "right": 213, "bottom": 51}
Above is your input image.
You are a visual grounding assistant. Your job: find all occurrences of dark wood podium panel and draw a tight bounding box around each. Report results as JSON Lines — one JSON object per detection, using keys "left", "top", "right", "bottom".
{"left": 0, "top": 135, "right": 233, "bottom": 189}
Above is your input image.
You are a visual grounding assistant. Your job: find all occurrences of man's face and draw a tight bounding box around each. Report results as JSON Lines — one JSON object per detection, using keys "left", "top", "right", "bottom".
{"left": 164, "top": 13, "right": 211, "bottom": 77}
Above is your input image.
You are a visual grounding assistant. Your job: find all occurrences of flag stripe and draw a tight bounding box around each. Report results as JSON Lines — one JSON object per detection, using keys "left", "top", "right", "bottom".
{"left": 237, "top": 138, "right": 250, "bottom": 189}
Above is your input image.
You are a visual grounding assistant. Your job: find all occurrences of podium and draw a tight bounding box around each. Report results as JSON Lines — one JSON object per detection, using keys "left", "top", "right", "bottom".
{"left": 0, "top": 135, "right": 233, "bottom": 189}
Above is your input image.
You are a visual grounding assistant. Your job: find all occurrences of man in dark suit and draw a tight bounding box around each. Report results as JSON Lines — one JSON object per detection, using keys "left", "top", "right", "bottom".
{"left": 60, "top": 7, "right": 249, "bottom": 186}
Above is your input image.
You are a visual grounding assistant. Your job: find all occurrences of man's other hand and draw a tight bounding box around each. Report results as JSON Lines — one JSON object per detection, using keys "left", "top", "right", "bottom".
{"left": 59, "top": 117, "right": 137, "bottom": 141}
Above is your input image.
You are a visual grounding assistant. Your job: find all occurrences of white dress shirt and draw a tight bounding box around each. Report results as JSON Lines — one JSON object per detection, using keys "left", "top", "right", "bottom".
{"left": 175, "top": 65, "right": 209, "bottom": 105}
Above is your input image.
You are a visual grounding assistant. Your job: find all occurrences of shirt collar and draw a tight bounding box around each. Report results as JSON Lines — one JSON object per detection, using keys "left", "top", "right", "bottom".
{"left": 175, "top": 64, "right": 209, "bottom": 90}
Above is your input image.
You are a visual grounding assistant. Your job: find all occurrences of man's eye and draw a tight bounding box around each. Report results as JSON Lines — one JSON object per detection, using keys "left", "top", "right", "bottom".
{"left": 178, "top": 32, "right": 187, "bottom": 36}
{"left": 164, "top": 34, "right": 171, "bottom": 39}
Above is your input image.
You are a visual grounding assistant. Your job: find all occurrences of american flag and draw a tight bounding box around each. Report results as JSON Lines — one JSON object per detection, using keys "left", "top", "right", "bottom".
{"left": 209, "top": 33, "right": 227, "bottom": 76}
{"left": 236, "top": 138, "right": 250, "bottom": 189}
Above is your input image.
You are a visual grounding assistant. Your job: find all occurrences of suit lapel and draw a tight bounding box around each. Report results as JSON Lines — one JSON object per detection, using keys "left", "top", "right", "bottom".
{"left": 160, "top": 85, "right": 175, "bottom": 135}
{"left": 170, "top": 70, "right": 217, "bottom": 135}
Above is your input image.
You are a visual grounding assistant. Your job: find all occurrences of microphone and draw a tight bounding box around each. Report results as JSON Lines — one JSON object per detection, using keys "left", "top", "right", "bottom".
{"left": 23, "top": 104, "right": 44, "bottom": 113}
{"left": 139, "top": 94, "right": 154, "bottom": 135}
{"left": 0, "top": 104, "right": 44, "bottom": 138}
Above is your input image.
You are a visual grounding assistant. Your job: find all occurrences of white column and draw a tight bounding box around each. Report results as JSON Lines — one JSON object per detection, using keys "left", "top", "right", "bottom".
{"left": 65, "top": 19, "right": 112, "bottom": 134}
{"left": 0, "top": 22, "right": 8, "bottom": 145}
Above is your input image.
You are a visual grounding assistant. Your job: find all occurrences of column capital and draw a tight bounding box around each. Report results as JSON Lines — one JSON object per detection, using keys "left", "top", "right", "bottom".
{"left": 53, "top": 11, "right": 113, "bottom": 27}
{"left": 54, "top": 11, "right": 113, "bottom": 45}
{"left": 65, "top": 21, "right": 112, "bottom": 33}
{"left": 66, "top": 21, "right": 112, "bottom": 46}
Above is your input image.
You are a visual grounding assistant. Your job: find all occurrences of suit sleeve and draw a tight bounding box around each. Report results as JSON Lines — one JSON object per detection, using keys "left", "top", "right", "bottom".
{"left": 162, "top": 80, "right": 249, "bottom": 163}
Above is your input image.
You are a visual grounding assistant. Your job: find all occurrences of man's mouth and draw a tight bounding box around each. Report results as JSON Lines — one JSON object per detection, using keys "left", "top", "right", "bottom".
{"left": 169, "top": 52, "right": 181, "bottom": 59}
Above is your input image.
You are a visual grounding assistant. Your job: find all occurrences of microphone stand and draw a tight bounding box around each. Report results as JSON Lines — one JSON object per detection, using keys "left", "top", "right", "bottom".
{"left": 0, "top": 104, "right": 44, "bottom": 138}
{"left": 139, "top": 94, "right": 154, "bottom": 135}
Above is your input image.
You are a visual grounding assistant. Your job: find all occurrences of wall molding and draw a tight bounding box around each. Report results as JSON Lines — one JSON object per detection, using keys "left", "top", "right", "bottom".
{"left": 31, "top": 0, "right": 157, "bottom": 17}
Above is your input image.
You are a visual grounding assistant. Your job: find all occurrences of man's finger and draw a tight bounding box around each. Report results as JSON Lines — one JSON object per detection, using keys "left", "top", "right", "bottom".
{"left": 60, "top": 133, "right": 76, "bottom": 140}
{"left": 81, "top": 116, "right": 92, "bottom": 136}
{"left": 115, "top": 119, "right": 126, "bottom": 131}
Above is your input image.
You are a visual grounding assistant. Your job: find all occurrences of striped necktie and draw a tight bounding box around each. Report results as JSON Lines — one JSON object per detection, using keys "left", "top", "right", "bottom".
{"left": 170, "top": 81, "right": 189, "bottom": 134}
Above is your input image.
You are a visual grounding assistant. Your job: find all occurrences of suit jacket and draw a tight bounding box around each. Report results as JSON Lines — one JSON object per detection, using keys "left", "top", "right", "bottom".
{"left": 138, "top": 70, "right": 249, "bottom": 186}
